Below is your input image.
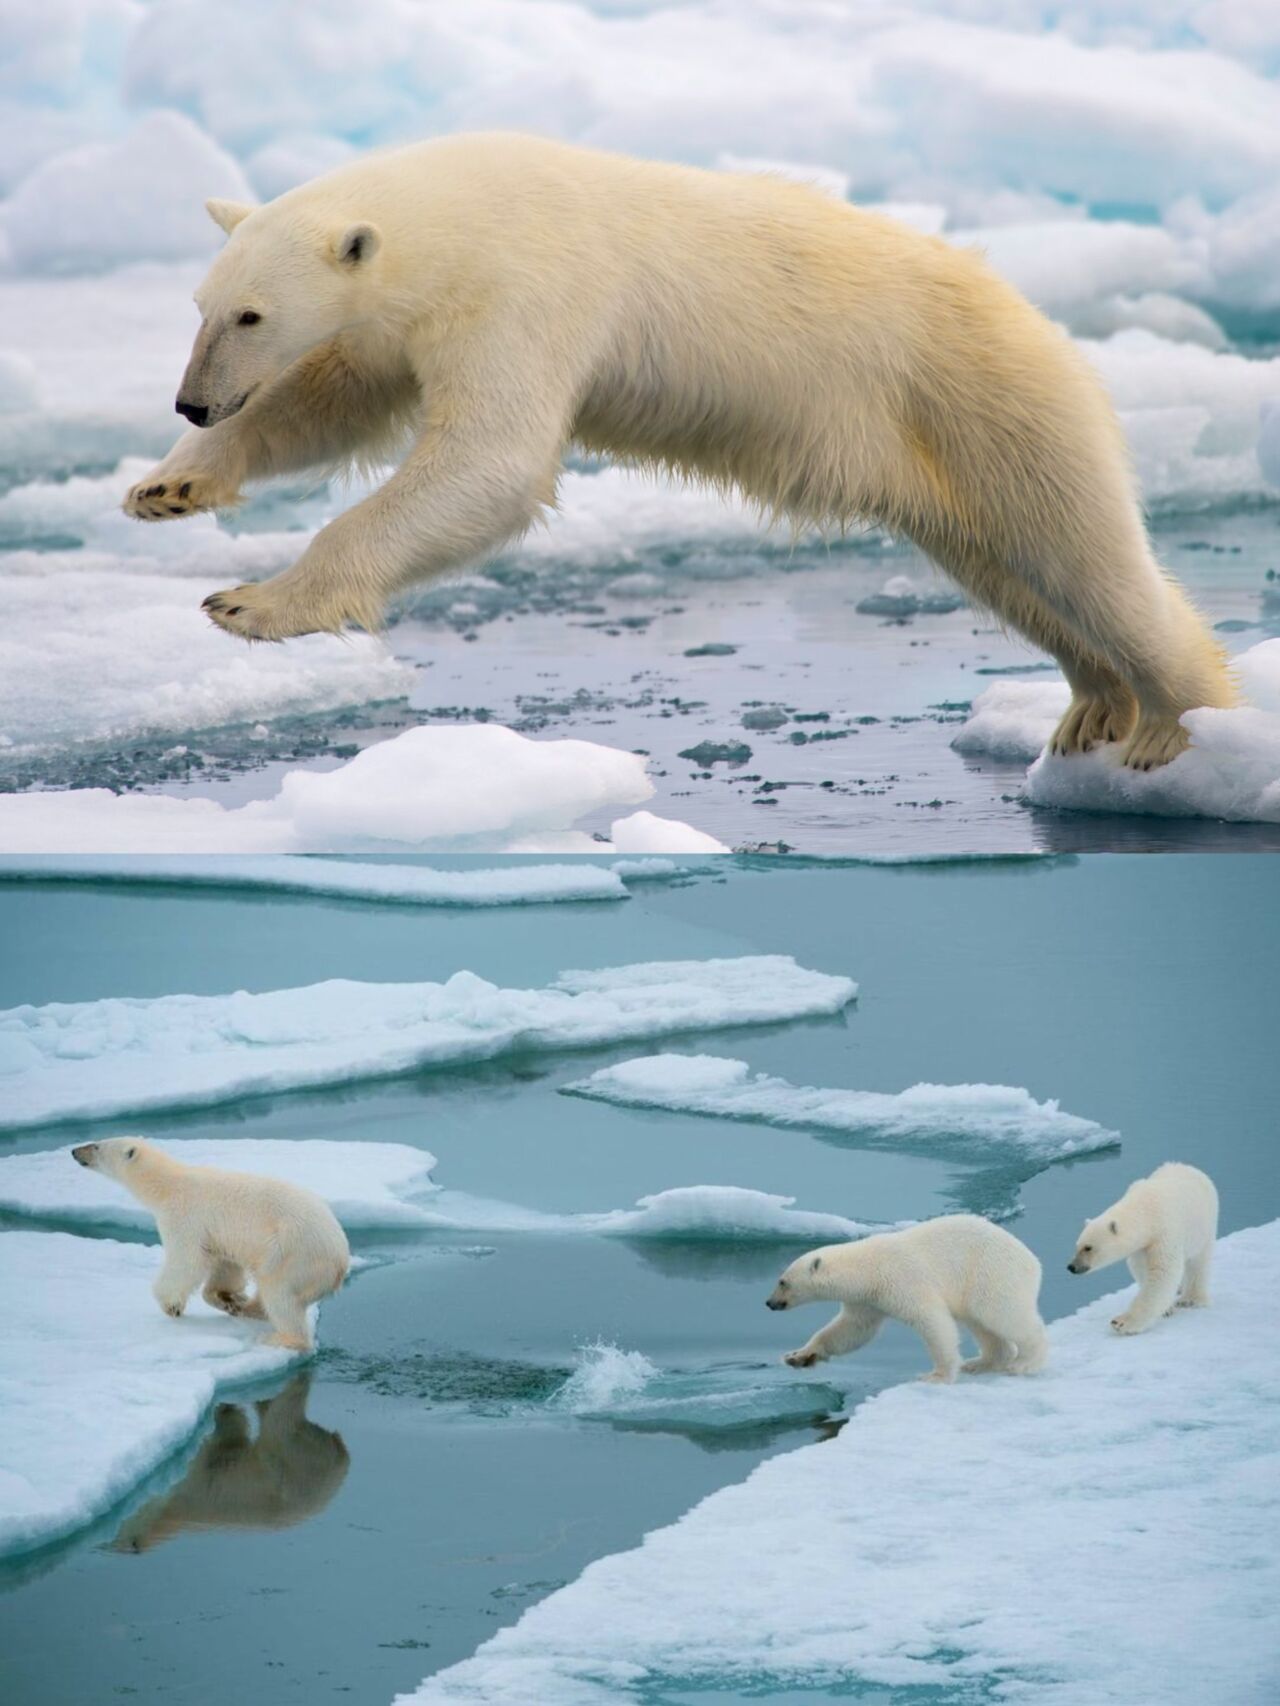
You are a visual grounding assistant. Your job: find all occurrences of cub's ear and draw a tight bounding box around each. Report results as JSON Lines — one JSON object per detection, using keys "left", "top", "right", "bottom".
{"left": 125, "top": 1145, "right": 137, "bottom": 1160}
{"left": 811, "top": 1255, "right": 822, "bottom": 1271}
{"left": 333, "top": 222, "right": 382, "bottom": 267}
{"left": 205, "top": 198, "right": 255, "bottom": 235}
{"left": 1109, "top": 1220, "right": 1118, "bottom": 1235}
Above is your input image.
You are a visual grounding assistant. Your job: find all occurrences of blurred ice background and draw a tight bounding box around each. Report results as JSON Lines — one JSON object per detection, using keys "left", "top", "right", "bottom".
{"left": 4, "top": 0, "right": 1280, "bottom": 849}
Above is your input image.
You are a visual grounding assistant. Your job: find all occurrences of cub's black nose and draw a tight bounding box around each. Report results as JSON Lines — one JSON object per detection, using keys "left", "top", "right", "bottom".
{"left": 176, "top": 398, "right": 209, "bottom": 427}
{"left": 1067, "top": 1260, "right": 1082, "bottom": 1274}
{"left": 766, "top": 1298, "right": 785, "bottom": 1311}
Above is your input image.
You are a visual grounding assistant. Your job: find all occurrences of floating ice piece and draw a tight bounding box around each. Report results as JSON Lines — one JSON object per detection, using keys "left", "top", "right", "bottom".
{"left": 0, "top": 1140, "right": 440, "bottom": 1232}
{"left": 0, "top": 562, "right": 412, "bottom": 761}
{"left": 0, "top": 1231, "right": 305, "bottom": 1559}
{"left": 855, "top": 574, "right": 966, "bottom": 617}
{"left": 954, "top": 641, "right": 1280, "bottom": 822}
{"left": 0, "top": 856, "right": 631, "bottom": 907}
{"left": 0, "top": 956, "right": 855, "bottom": 1129}
{"left": 403, "top": 1219, "right": 1280, "bottom": 1706}
{"left": 0, "top": 725, "right": 723, "bottom": 854}
{"left": 584, "top": 1185, "right": 884, "bottom": 1242}
{"left": 566, "top": 1056, "right": 1116, "bottom": 1160}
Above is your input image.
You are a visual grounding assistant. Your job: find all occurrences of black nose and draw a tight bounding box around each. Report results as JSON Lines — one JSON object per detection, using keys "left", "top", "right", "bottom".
{"left": 1067, "top": 1261, "right": 1081, "bottom": 1273}
{"left": 766, "top": 1299, "right": 784, "bottom": 1311}
{"left": 176, "top": 398, "right": 209, "bottom": 427}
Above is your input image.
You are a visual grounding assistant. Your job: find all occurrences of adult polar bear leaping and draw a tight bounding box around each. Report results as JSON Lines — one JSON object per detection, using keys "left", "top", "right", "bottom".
{"left": 124, "top": 133, "right": 1231, "bottom": 769}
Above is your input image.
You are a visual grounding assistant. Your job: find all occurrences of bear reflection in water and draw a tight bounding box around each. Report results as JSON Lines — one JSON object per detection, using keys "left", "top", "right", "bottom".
{"left": 110, "top": 1375, "right": 349, "bottom": 1554}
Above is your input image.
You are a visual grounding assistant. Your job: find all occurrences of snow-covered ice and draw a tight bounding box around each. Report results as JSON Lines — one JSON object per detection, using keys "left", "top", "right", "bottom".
{"left": 0, "top": 1139, "right": 441, "bottom": 1231}
{"left": 955, "top": 639, "right": 1280, "bottom": 822}
{"left": 402, "top": 1218, "right": 1280, "bottom": 1706}
{"left": 0, "top": 724, "right": 728, "bottom": 854}
{"left": 0, "top": 1231, "right": 305, "bottom": 1558}
{"left": 0, "top": 1141, "right": 888, "bottom": 1248}
{"left": 0, "top": 855, "right": 633, "bottom": 907}
{"left": 0, "top": 956, "right": 855, "bottom": 1130}
{"left": 568, "top": 1053, "right": 1117, "bottom": 1162}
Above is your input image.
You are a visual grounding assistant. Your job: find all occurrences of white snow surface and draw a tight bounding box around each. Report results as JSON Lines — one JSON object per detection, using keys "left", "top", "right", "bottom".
{"left": 402, "top": 1218, "right": 1280, "bottom": 1706}
{"left": 0, "top": 725, "right": 725, "bottom": 854}
{"left": 0, "top": 956, "right": 856, "bottom": 1129}
{"left": 0, "top": 856, "right": 632, "bottom": 906}
{"left": 0, "top": 1230, "right": 305, "bottom": 1558}
{"left": 0, "top": 1139, "right": 440, "bottom": 1230}
{"left": 954, "top": 639, "right": 1280, "bottom": 822}
{"left": 566, "top": 1055, "right": 1117, "bottom": 1158}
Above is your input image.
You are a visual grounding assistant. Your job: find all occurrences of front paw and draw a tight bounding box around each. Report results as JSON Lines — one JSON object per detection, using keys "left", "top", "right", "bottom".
{"left": 160, "top": 1300, "right": 185, "bottom": 1318}
{"left": 124, "top": 469, "right": 239, "bottom": 521}
{"left": 784, "top": 1349, "right": 819, "bottom": 1368}
{"left": 1110, "top": 1313, "right": 1146, "bottom": 1335}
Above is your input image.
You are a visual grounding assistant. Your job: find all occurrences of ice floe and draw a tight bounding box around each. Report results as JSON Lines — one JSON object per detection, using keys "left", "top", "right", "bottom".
{"left": 0, "top": 855, "right": 633, "bottom": 907}
{"left": 0, "top": 724, "right": 728, "bottom": 854}
{"left": 0, "top": 1231, "right": 305, "bottom": 1559}
{"left": 0, "top": 956, "right": 855, "bottom": 1130}
{"left": 955, "top": 639, "right": 1280, "bottom": 822}
{"left": 0, "top": 1140, "right": 441, "bottom": 1231}
{"left": 566, "top": 1055, "right": 1117, "bottom": 1160}
{"left": 403, "top": 1218, "right": 1280, "bottom": 1706}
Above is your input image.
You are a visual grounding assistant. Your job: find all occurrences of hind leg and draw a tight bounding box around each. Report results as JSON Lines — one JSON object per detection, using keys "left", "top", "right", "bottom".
{"left": 1178, "top": 1246, "right": 1212, "bottom": 1309}
{"left": 255, "top": 1276, "right": 314, "bottom": 1353}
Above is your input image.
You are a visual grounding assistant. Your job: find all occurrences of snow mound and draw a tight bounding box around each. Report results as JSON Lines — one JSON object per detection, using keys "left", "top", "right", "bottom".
{"left": 567, "top": 1055, "right": 1116, "bottom": 1160}
{"left": 587, "top": 1185, "right": 886, "bottom": 1243}
{"left": 403, "top": 1219, "right": 1280, "bottom": 1706}
{"left": 0, "top": 956, "right": 856, "bottom": 1129}
{"left": 0, "top": 856, "right": 631, "bottom": 907}
{"left": 0, "top": 1231, "right": 307, "bottom": 1559}
{"left": 0, "top": 1139, "right": 440, "bottom": 1231}
{"left": 954, "top": 641, "right": 1280, "bottom": 822}
{"left": 0, "top": 725, "right": 722, "bottom": 854}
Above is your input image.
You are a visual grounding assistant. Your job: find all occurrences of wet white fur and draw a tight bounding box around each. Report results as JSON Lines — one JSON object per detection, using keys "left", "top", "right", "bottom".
{"left": 1070, "top": 1162, "right": 1218, "bottom": 1336}
{"left": 769, "top": 1214, "right": 1048, "bottom": 1384}
{"left": 74, "top": 1137, "right": 349, "bottom": 1351}
{"left": 123, "top": 133, "right": 1230, "bottom": 770}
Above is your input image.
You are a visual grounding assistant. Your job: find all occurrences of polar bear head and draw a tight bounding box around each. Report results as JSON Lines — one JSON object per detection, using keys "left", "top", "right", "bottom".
{"left": 71, "top": 1135, "right": 150, "bottom": 1181}
{"left": 1067, "top": 1209, "right": 1137, "bottom": 1274}
{"left": 175, "top": 198, "right": 383, "bottom": 427}
{"left": 766, "top": 1246, "right": 841, "bottom": 1309}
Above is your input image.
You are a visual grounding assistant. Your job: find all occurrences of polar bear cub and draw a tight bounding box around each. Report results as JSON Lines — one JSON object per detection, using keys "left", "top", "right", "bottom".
{"left": 767, "top": 1214, "right": 1048, "bottom": 1384}
{"left": 1068, "top": 1162, "right": 1217, "bottom": 1335}
{"left": 71, "top": 1137, "right": 349, "bottom": 1352}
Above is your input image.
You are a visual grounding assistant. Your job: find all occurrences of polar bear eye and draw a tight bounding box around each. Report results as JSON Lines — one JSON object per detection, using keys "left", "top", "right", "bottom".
{"left": 237, "top": 310, "right": 262, "bottom": 327}
{"left": 1081, "top": 1245, "right": 1092, "bottom": 1254}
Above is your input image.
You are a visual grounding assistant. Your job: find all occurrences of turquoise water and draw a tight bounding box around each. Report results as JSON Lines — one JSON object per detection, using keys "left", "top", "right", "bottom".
{"left": 0, "top": 856, "right": 1277, "bottom": 1702}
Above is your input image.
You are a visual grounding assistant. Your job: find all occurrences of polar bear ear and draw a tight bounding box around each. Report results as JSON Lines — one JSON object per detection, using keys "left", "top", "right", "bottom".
{"left": 1109, "top": 1220, "right": 1118, "bottom": 1235}
{"left": 206, "top": 198, "right": 255, "bottom": 235}
{"left": 125, "top": 1145, "right": 137, "bottom": 1161}
{"left": 333, "top": 222, "right": 382, "bottom": 267}
{"left": 810, "top": 1255, "right": 822, "bottom": 1271}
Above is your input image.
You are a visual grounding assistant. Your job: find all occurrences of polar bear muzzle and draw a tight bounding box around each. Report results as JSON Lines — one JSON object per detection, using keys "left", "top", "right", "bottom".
{"left": 71, "top": 1143, "right": 97, "bottom": 1168}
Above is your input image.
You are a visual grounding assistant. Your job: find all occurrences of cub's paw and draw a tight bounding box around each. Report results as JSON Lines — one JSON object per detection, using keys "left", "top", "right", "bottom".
{"left": 263, "top": 1331, "right": 313, "bottom": 1353}
{"left": 1110, "top": 1313, "right": 1146, "bottom": 1335}
{"left": 1121, "top": 716, "right": 1189, "bottom": 772}
{"left": 961, "top": 1357, "right": 997, "bottom": 1375}
{"left": 161, "top": 1301, "right": 185, "bottom": 1318}
{"left": 212, "top": 1289, "right": 252, "bottom": 1316}
{"left": 919, "top": 1370, "right": 956, "bottom": 1384}
{"left": 124, "top": 470, "right": 238, "bottom": 522}
{"left": 784, "top": 1349, "right": 818, "bottom": 1368}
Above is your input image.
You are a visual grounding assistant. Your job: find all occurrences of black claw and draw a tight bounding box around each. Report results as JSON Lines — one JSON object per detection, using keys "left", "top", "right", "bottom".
{"left": 168, "top": 505, "right": 184, "bottom": 514}
{"left": 201, "top": 594, "right": 222, "bottom": 611}
{"left": 179, "top": 482, "right": 191, "bottom": 499}
{"left": 225, "top": 606, "right": 242, "bottom": 617}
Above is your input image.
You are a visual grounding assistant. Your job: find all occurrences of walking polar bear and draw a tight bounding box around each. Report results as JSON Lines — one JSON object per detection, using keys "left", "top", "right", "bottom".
{"left": 124, "top": 133, "right": 1229, "bottom": 770}
{"left": 767, "top": 1214, "right": 1048, "bottom": 1384}
{"left": 71, "top": 1137, "right": 349, "bottom": 1351}
{"left": 1068, "top": 1162, "right": 1218, "bottom": 1335}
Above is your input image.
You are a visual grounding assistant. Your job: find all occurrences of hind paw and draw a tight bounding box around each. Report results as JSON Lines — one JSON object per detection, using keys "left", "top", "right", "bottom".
{"left": 1121, "top": 717, "right": 1189, "bottom": 771}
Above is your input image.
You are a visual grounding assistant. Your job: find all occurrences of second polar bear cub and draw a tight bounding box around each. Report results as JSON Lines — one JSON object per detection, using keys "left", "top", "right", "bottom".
{"left": 125, "top": 133, "right": 1230, "bottom": 769}
{"left": 767, "top": 1214, "right": 1048, "bottom": 1384}
{"left": 71, "top": 1138, "right": 349, "bottom": 1352}
{"left": 1068, "top": 1162, "right": 1217, "bottom": 1336}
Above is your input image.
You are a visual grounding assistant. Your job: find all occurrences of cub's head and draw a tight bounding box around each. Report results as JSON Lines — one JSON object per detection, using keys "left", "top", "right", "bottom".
{"left": 71, "top": 1136, "right": 149, "bottom": 1181}
{"left": 1067, "top": 1211, "right": 1128, "bottom": 1275}
{"left": 766, "top": 1248, "right": 835, "bottom": 1310}
{"left": 176, "top": 198, "right": 383, "bottom": 428}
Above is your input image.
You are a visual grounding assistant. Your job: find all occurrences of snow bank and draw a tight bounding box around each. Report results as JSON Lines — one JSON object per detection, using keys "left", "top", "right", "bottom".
{"left": 0, "top": 1231, "right": 303, "bottom": 1558}
{"left": 955, "top": 640, "right": 1280, "bottom": 822}
{"left": 566, "top": 1055, "right": 1117, "bottom": 1160}
{"left": 0, "top": 1139, "right": 440, "bottom": 1231}
{"left": 0, "top": 725, "right": 725, "bottom": 854}
{"left": 403, "top": 1218, "right": 1280, "bottom": 1706}
{"left": 0, "top": 855, "right": 632, "bottom": 906}
{"left": 0, "top": 956, "right": 856, "bottom": 1129}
